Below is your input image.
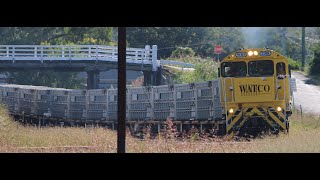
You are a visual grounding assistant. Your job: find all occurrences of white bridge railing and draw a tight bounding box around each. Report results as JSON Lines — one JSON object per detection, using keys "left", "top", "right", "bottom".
{"left": 0, "top": 45, "right": 160, "bottom": 70}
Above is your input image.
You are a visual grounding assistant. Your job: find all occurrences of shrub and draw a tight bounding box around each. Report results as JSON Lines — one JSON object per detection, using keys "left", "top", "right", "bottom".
{"left": 310, "top": 44, "right": 320, "bottom": 75}
{"left": 287, "top": 57, "right": 301, "bottom": 71}
{"left": 170, "top": 47, "right": 195, "bottom": 58}
{"left": 170, "top": 56, "right": 219, "bottom": 84}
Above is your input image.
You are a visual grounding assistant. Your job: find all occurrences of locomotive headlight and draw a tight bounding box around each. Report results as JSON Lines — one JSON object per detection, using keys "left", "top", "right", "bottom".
{"left": 253, "top": 51, "right": 258, "bottom": 55}
{"left": 248, "top": 51, "right": 253, "bottom": 56}
{"left": 229, "top": 108, "right": 234, "bottom": 114}
{"left": 276, "top": 106, "right": 282, "bottom": 112}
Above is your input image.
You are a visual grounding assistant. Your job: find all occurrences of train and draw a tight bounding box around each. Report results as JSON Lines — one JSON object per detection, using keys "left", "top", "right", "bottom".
{"left": 0, "top": 82, "right": 224, "bottom": 132}
{"left": 0, "top": 48, "right": 296, "bottom": 139}
{"left": 219, "top": 48, "right": 296, "bottom": 139}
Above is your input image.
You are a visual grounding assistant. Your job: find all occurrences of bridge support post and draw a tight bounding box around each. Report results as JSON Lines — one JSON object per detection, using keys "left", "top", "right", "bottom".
{"left": 143, "top": 67, "right": 162, "bottom": 86}
{"left": 87, "top": 71, "right": 100, "bottom": 89}
{"left": 150, "top": 45, "right": 162, "bottom": 86}
{"left": 153, "top": 67, "right": 162, "bottom": 86}
{"left": 143, "top": 71, "right": 152, "bottom": 86}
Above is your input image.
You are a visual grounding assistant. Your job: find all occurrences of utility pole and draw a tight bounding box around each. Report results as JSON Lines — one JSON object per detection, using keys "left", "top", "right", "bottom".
{"left": 281, "top": 27, "right": 286, "bottom": 56}
{"left": 302, "top": 27, "right": 306, "bottom": 71}
{"left": 117, "top": 27, "right": 126, "bottom": 153}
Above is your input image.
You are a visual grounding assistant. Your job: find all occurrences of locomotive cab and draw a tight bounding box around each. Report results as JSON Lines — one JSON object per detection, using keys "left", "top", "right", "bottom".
{"left": 219, "top": 48, "right": 295, "bottom": 139}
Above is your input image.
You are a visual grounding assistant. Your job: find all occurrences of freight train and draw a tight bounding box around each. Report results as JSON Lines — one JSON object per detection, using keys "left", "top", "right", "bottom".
{"left": 0, "top": 48, "right": 296, "bottom": 139}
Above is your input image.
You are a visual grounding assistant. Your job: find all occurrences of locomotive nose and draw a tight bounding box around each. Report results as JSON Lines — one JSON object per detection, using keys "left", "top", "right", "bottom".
{"left": 233, "top": 77, "right": 275, "bottom": 103}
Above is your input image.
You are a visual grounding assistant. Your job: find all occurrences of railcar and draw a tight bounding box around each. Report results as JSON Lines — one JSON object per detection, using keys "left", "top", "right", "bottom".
{"left": 218, "top": 48, "right": 296, "bottom": 139}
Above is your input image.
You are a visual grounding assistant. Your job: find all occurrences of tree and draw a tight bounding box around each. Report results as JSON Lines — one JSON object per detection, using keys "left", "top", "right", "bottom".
{"left": 310, "top": 43, "right": 320, "bottom": 75}
{"left": 196, "top": 27, "right": 244, "bottom": 58}
{"left": 170, "top": 47, "right": 195, "bottom": 58}
{"left": 127, "top": 27, "right": 208, "bottom": 58}
{"left": 0, "top": 27, "right": 115, "bottom": 89}
{"left": 127, "top": 27, "right": 245, "bottom": 59}
{"left": 7, "top": 71, "right": 86, "bottom": 89}
{"left": 241, "top": 27, "right": 317, "bottom": 65}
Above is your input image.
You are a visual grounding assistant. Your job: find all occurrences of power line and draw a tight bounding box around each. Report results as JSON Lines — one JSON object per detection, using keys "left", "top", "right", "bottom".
{"left": 157, "top": 43, "right": 213, "bottom": 51}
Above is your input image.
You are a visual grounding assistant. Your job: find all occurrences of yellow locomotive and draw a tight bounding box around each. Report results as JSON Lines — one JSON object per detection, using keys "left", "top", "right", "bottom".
{"left": 218, "top": 48, "right": 295, "bottom": 139}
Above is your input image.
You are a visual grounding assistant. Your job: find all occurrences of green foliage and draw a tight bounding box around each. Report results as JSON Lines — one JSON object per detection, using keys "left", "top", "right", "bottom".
{"left": 170, "top": 47, "right": 195, "bottom": 58}
{"left": 310, "top": 43, "right": 320, "bottom": 75}
{"left": 0, "top": 27, "right": 115, "bottom": 89}
{"left": 7, "top": 71, "right": 86, "bottom": 89}
{"left": 171, "top": 56, "right": 218, "bottom": 84}
{"left": 127, "top": 27, "right": 244, "bottom": 59}
{"left": 197, "top": 27, "right": 244, "bottom": 59}
{"left": 287, "top": 57, "right": 302, "bottom": 70}
{"left": 47, "top": 27, "right": 115, "bottom": 46}
{"left": 127, "top": 27, "right": 206, "bottom": 58}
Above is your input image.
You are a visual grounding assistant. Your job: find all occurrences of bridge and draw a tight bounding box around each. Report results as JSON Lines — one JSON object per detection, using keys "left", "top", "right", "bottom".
{"left": 0, "top": 45, "right": 162, "bottom": 89}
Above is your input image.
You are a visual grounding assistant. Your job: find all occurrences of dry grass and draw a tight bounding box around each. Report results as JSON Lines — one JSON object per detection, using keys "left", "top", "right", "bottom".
{"left": 250, "top": 110, "right": 320, "bottom": 153}
{"left": 1, "top": 104, "right": 320, "bottom": 153}
{"left": 0, "top": 104, "right": 117, "bottom": 153}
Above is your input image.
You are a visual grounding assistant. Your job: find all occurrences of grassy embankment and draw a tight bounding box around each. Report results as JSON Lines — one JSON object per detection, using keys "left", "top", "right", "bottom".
{"left": 1, "top": 104, "right": 320, "bottom": 153}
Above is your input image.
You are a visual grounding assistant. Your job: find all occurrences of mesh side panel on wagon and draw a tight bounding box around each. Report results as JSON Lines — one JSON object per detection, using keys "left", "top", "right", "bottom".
{"left": 87, "top": 89, "right": 107, "bottom": 121}
{"left": 195, "top": 82, "right": 213, "bottom": 108}
{"left": 127, "top": 87, "right": 151, "bottom": 120}
{"left": 18, "top": 88, "right": 37, "bottom": 115}
{"left": 69, "top": 90, "right": 87, "bottom": 120}
{"left": 0, "top": 86, "right": 19, "bottom": 113}
{"left": 174, "top": 83, "right": 196, "bottom": 120}
{"left": 175, "top": 103, "right": 196, "bottom": 120}
{"left": 107, "top": 89, "right": 118, "bottom": 121}
{"left": 128, "top": 107, "right": 152, "bottom": 120}
{"left": 35, "top": 89, "right": 52, "bottom": 116}
{"left": 127, "top": 86, "right": 152, "bottom": 101}
{"left": 195, "top": 81, "right": 214, "bottom": 120}
{"left": 51, "top": 90, "right": 70, "bottom": 119}
{"left": 153, "top": 85, "right": 174, "bottom": 120}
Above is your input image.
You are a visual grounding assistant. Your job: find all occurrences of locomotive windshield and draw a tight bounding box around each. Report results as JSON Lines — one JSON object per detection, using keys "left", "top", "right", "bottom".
{"left": 221, "top": 62, "right": 247, "bottom": 77}
{"left": 248, "top": 60, "right": 274, "bottom": 76}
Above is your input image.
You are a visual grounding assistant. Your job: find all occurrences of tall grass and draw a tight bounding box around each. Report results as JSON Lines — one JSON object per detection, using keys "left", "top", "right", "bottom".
{"left": 1, "top": 105, "right": 320, "bottom": 153}
{"left": 251, "top": 110, "right": 320, "bottom": 153}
